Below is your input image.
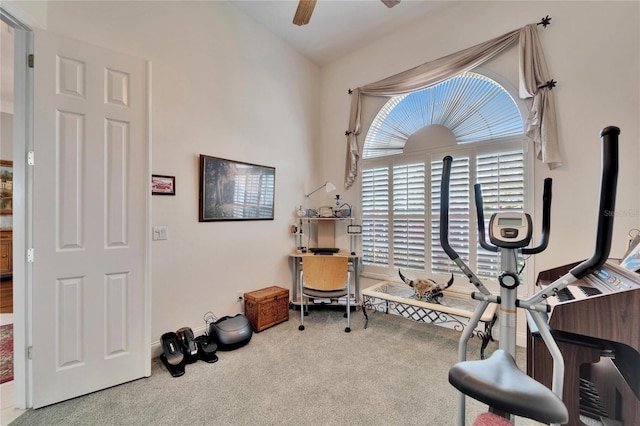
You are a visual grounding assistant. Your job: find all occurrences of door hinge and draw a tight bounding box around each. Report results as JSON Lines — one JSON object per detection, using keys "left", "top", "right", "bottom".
{"left": 28, "top": 54, "right": 34, "bottom": 68}
{"left": 27, "top": 346, "right": 33, "bottom": 360}
{"left": 28, "top": 151, "right": 35, "bottom": 166}
{"left": 27, "top": 248, "right": 34, "bottom": 263}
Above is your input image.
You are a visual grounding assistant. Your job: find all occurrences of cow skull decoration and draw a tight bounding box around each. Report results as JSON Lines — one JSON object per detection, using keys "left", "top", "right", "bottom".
{"left": 398, "top": 270, "right": 454, "bottom": 302}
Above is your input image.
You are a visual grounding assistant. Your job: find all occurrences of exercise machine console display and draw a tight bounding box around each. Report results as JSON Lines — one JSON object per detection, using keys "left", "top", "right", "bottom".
{"left": 489, "top": 213, "right": 532, "bottom": 248}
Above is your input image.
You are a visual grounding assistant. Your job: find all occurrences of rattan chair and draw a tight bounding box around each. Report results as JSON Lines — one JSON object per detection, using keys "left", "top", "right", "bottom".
{"left": 299, "top": 255, "right": 351, "bottom": 333}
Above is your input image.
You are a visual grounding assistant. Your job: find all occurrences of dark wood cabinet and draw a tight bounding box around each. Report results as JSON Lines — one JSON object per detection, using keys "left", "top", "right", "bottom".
{"left": 0, "top": 229, "right": 12, "bottom": 276}
{"left": 528, "top": 261, "right": 639, "bottom": 425}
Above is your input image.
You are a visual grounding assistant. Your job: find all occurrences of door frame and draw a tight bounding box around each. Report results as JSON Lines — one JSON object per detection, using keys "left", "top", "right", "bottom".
{"left": 0, "top": 6, "right": 153, "bottom": 409}
{"left": 1, "top": 6, "right": 32, "bottom": 409}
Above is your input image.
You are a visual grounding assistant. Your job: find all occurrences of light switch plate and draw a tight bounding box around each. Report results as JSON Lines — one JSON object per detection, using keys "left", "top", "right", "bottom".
{"left": 153, "top": 226, "right": 169, "bottom": 240}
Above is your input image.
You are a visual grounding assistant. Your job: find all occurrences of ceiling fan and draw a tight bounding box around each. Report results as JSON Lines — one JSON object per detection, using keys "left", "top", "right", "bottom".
{"left": 293, "top": 0, "right": 401, "bottom": 26}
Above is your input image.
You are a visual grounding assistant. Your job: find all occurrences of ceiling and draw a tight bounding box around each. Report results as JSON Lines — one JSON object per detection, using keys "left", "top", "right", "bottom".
{"left": 229, "top": 0, "right": 447, "bottom": 67}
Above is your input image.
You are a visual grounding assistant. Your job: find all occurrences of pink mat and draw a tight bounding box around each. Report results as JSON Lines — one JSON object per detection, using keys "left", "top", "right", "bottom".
{"left": 473, "top": 412, "right": 514, "bottom": 426}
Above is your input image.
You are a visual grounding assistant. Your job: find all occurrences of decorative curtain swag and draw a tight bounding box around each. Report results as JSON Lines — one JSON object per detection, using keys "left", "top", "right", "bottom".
{"left": 344, "top": 18, "right": 559, "bottom": 189}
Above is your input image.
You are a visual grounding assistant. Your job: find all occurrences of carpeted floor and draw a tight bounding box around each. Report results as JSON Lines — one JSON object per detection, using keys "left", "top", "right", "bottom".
{"left": 9, "top": 309, "right": 544, "bottom": 425}
{"left": 0, "top": 323, "right": 13, "bottom": 384}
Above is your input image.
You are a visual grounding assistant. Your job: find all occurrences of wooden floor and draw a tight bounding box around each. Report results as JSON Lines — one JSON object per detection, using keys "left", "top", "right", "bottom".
{"left": 0, "top": 279, "right": 12, "bottom": 313}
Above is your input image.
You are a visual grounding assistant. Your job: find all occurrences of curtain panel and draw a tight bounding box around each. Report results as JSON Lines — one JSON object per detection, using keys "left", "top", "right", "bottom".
{"left": 345, "top": 23, "right": 559, "bottom": 189}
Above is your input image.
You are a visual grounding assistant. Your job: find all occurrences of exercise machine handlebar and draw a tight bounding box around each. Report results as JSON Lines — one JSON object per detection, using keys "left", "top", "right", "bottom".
{"left": 569, "top": 126, "right": 619, "bottom": 279}
{"left": 523, "top": 177, "right": 552, "bottom": 255}
{"left": 474, "top": 183, "right": 499, "bottom": 253}
{"left": 440, "top": 155, "right": 458, "bottom": 261}
{"left": 440, "top": 155, "right": 493, "bottom": 296}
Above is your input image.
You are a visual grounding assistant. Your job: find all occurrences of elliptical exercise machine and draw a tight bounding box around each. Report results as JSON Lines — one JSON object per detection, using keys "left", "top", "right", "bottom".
{"left": 439, "top": 126, "right": 619, "bottom": 425}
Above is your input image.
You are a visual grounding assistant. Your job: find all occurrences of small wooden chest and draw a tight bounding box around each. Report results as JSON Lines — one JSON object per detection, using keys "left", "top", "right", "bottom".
{"left": 244, "top": 286, "right": 289, "bottom": 332}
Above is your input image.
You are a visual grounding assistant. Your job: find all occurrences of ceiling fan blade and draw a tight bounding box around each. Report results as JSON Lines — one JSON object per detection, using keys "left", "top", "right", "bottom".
{"left": 381, "top": 0, "right": 400, "bottom": 8}
{"left": 293, "top": 0, "right": 317, "bottom": 26}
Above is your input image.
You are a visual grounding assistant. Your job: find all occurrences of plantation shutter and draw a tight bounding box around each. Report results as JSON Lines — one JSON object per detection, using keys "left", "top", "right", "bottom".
{"left": 392, "top": 163, "right": 426, "bottom": 269}
{"left": 359, "top": 72, "right": 527, "bottom": 279}
{"left": 362, "top": 167, "right": 390, "bottom": 266}
{"left": 431, "top": 157, "right": 470, "bottom": 275}
{"left": 361, "top": 72, "right": 525, "bottom": 159}
{"left": 475, "top": 151, "right": 525, "bottom": 278}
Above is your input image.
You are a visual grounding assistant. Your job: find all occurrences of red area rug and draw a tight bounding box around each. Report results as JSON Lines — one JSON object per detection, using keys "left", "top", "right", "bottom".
{"left": 0, "top": 323, "right": 13, "bottom": 384}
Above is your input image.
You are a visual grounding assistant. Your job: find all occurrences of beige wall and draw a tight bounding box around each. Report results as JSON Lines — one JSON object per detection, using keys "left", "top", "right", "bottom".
{"left": 0, "top": 113, "right": 12, "bottom": 161}
{"left": 26, "top": 0, "right": 321, "bottom": 342}
{"left": 320, "top": 1, "right": 640, "bottom": 290}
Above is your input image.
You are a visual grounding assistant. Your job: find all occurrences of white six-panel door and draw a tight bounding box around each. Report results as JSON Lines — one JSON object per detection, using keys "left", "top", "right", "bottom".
{"left": 32, "top": 29, "right": 149, "bottom": 408}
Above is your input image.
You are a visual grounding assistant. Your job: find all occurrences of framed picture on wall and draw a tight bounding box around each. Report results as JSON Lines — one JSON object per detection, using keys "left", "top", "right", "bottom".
{"left": 151, "top": 175, "right": 176, "bottom": 195}
{"left": 198, "top": 155, "right": 275, "bottom": 222}
{"left": 0, "top": 160, "right": 12, "bottom": 215}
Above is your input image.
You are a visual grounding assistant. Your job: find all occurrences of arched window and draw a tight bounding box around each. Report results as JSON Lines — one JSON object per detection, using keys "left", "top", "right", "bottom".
{"left": 360, "top": 71, "right": 528, "bottom": 284}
